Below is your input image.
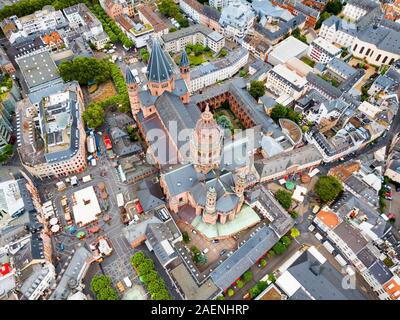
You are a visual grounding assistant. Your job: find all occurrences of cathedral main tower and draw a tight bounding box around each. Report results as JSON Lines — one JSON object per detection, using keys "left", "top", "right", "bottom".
{"left": 191, "top": 104, "right": 223, "bottom": 174}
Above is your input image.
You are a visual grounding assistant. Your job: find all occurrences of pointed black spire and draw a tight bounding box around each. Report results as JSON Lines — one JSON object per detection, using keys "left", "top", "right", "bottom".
{"left": 146, "top": 39, "right": 173, "bottom": 83}
{"left": 180, "top": 50, "right": 190, "bottom": 67}
{"left": 125, "top": 68, "right": 136, "bottom": 84}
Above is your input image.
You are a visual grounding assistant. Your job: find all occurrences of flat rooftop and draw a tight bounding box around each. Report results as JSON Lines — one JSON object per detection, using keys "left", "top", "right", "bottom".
{"left": 169, "top": 263, "right": 219, "bottom": 300}
{"left": 16, "top": 51, "right": 61, "bottom": 91}
{"left": 72, "top": 186, "right": 101, "bottom": 226}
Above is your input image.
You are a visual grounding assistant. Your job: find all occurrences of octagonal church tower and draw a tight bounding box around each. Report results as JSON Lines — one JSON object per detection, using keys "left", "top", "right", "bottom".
{"left": 191, "top": 104, "right": 223, "bottom": 174}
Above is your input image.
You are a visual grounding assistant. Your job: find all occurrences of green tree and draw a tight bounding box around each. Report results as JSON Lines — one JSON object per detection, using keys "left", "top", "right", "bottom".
{"left": 289, "top": 210, "right": 299, "bottom": 219}
{"left": 140, "top": 270, "right": 158, "bottom": 285}
{"left": 272, "top": 242, "right": 286, "bottom": 255}
{"left": 90, "top": 275, "right": 118, "bottom": 300}
{"left": 82, "top": 104, "right": 105, "bottom": 129}
{"left": 315, "top": 176, "right": 344, "bottom": 203}
{"left": 236, "top": 279, "right": 244, "bottom": 289}
{"left": 260, "top": 259, "right": 267, "bottom": 268}
{"left": 242, "top": 270, "right": 253, "bottom": 283}
{"left": 151, "top": 288, "right": 172, "bottom": 300}
{"left": 140, "top": 48, "right": 150, "bottom": 63}
{"left": 227, "top": 288, "right": 235, "bottom": 297}
{"left": 291, "top": 28, "right": 307, "bottom": 43}
{"left": 275, "top": 189, "right": 292, "bottom": 210}
{"left": 315, "top": 11, "right": 331, "bottom": 29}
{"left": 131, "top": 251, "right": 146, "bottom": 268}
{"left": 271, "top": 104, "right": 288, "bottom": 121}
{"left": 216, "top": 295, "right": 226, "bottom": 300}
{"left": 58, "top": 57, "right": 111, "bottom": 85}
{"left": 281, "top": 236, "right": 292, "bottom": 247}
{"left": 182, "top": 231, "right": 190, "bottom": 243}
{"left": 249, "top": 80, "right": 265, "bottom": 100}
{"left": 216, "top": 115, "right": 233, "bottom": 130}
{"left": 147, "top": 280, "right": 165, "bottom": 294}
{"left": 137, "top": 258, "right": 155, "bottom": 276}
{"left": 290, "top": 227, "right": 300, "bottom": 239}
{"left": 325, "top": 0, "right": 343, "bottom": 15}
{"left": 268, "top": 273, "right": 276, "bottom": 283}
{"left": 0, "top": 144, "right": 13, "bottom": 163}
{"left": 159, "top": 0, "right": 180, "bottom": 17}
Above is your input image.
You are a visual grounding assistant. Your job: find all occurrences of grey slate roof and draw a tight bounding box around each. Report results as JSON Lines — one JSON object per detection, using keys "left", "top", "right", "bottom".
{"left": 154, "top": 91, "right": 199, "bottom": 150}
{"left": 367, "top": 260, "right": 393, "bottom": 285}
{"left": 145, "top": 223, "right": 178, "bottom": 266}
{"left": 333, "top": 222, "right": 368, "bottom": 254}
{"left": 180, "top": 50, "right": 190, "bottom": 67}
{"left": 137, "top": 178, "right": 165, "bottom": 213}
{"left": 357, "top": 26, "right": 400, "bottom": 55}
{"left": 286, "top": 249, "right": 366, "bottom": 300}
{"left": 147, "top": 39, "right": 174, "bottom": 83}
{"left": 125, "top": 68, "right": 136, "bottom": 84}
{"left": 327, "top": 57, "right": 357, "bottom": 79}
{"left": 210, "top": 225, "right": 279, "bottom": 289}
{"left": 49, "top": 245, "right": 92, "bottom": 300}
{"left": 254, "top": 144, "right": 322, "bottom": 180}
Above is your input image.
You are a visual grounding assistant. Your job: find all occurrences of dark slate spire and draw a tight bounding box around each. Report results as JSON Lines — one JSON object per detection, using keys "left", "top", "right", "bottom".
{"left": 180, "top": 50, "right": 190, "bottom": 67}
{"left": 147, "top": 39, "right": 173, "bottom": 83}
{"left": 125, "top": 68, "right": 136, "bottom": 84}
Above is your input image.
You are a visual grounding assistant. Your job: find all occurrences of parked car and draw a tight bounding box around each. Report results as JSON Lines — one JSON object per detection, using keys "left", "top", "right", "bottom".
{"left": 191, "top": 229, "right": 197, "bottom": 234}
{"left": 202, "top": 248, "right": 209, "bottom": 254}
{"left": 220, "top": 249, "right": 227, "bottom": 256}
{"left": 212, "top": 239, "right": 219, "bottom": 244}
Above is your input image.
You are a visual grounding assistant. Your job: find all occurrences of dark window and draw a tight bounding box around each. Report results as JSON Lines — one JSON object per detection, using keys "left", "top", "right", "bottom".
{"left": 353, "top": 44, "right": 358, "bottom": 51}
{"left": 359, "top": 46, "right": 365, "bottom": 54}
{"left": 366, "top": 48, "right": 371, "bottom": 56}
{"left": 376, "top": 54, "right": 381, "bottom": 62}
{"left": 382, "top": 56, "right": 388, "bottom": 64}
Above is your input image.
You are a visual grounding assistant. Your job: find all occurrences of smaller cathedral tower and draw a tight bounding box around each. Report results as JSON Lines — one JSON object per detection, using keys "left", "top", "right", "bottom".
{"left": 180, "top": 50, "right": 190, "bottom": 89}
{"left": 126, "top": 68, "right": 141, "bottom": 116}
{"left": 235, "top": 172, "right": 246, "bottom": 197}
{"left": 203, "top": 186, "right": 218, "bottom": 224}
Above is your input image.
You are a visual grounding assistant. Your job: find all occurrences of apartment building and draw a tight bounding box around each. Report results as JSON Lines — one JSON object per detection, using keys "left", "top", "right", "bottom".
{"left": 1, "top": 6, "right": 67, "bottom": 44}
{"left": 342, "top": 0, "right": 380, "bottom": 22}
{"left": 190, "top": 47, "right": 249, "bottom": 92}
{"left": 17, "top": 81, "right": 87, "bottom": 179}
{"left": 137, "top": 4, "right": 169, "bottom": 37}
{"left": 351, "top": 25, "right": 400, "bottom": 67}
{"left": 102, "top": 0, "right": 134, "bottom": 19}
{"left": 266, "top": 64, "right": 308, "bottom": 99}
{"left": 319, "top": 16, "right": 357, "bottom": 48}
{"left": 161, "top": 24, "right": 224, "bottom": 53}
{"left": 63, "top": 3, "right": 109, "bottom": 49}
{"left": 308, "top": 37, "right": 341, "bottom": 64}
{"left": 219, "top": 0, "right": 255, "bottom": 39}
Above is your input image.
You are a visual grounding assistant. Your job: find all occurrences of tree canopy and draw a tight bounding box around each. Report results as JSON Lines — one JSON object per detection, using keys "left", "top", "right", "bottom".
{"left": 272, "top": 241, "right": 286, "bottom": 255}
{"left": 90, "top": 275, "right": 118, "bottom": 300}
{"left": 82, "top": 104, "right": 105, "bottom": 129}
{"left": 242, "top": 270, "right": 253, "bottom": 283}
{"left": 315, "top": 175, "right": 343, "bottom": 203}
{"left": 58, "top": 57, "right": 111, "bottom": 85}
{"left": 249, "top": 80, "right": 265, "bottom": 100}
{"left": 270, "top": 104, "right": 302, "bottom": 125}
{"left": 275, "top": 189, "right": 292, "bottom": 210}
{"left": 290, "top": 227, "right": 300, "bottom": 239}
{"left": 131, "top": 251, "right": 146, "bottom": 268}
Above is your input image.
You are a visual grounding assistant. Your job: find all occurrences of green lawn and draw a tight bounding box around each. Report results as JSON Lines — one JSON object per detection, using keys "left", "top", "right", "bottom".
{"left": 301, "top": 56, "right": 315, "bottom": 68}
{"left": 175, "top": 53, "right": 206, "bottom": 67}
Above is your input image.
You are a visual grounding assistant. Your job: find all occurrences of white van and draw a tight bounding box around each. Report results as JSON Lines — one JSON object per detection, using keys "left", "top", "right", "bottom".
{"left": 314, "top": 232, "right": 323, "bottom": 241}
{"left": 123, "top": 277, "right": 132, "bottom": 288}
{"left": 202, "top": 248, "right": 209, "bottom": 254}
